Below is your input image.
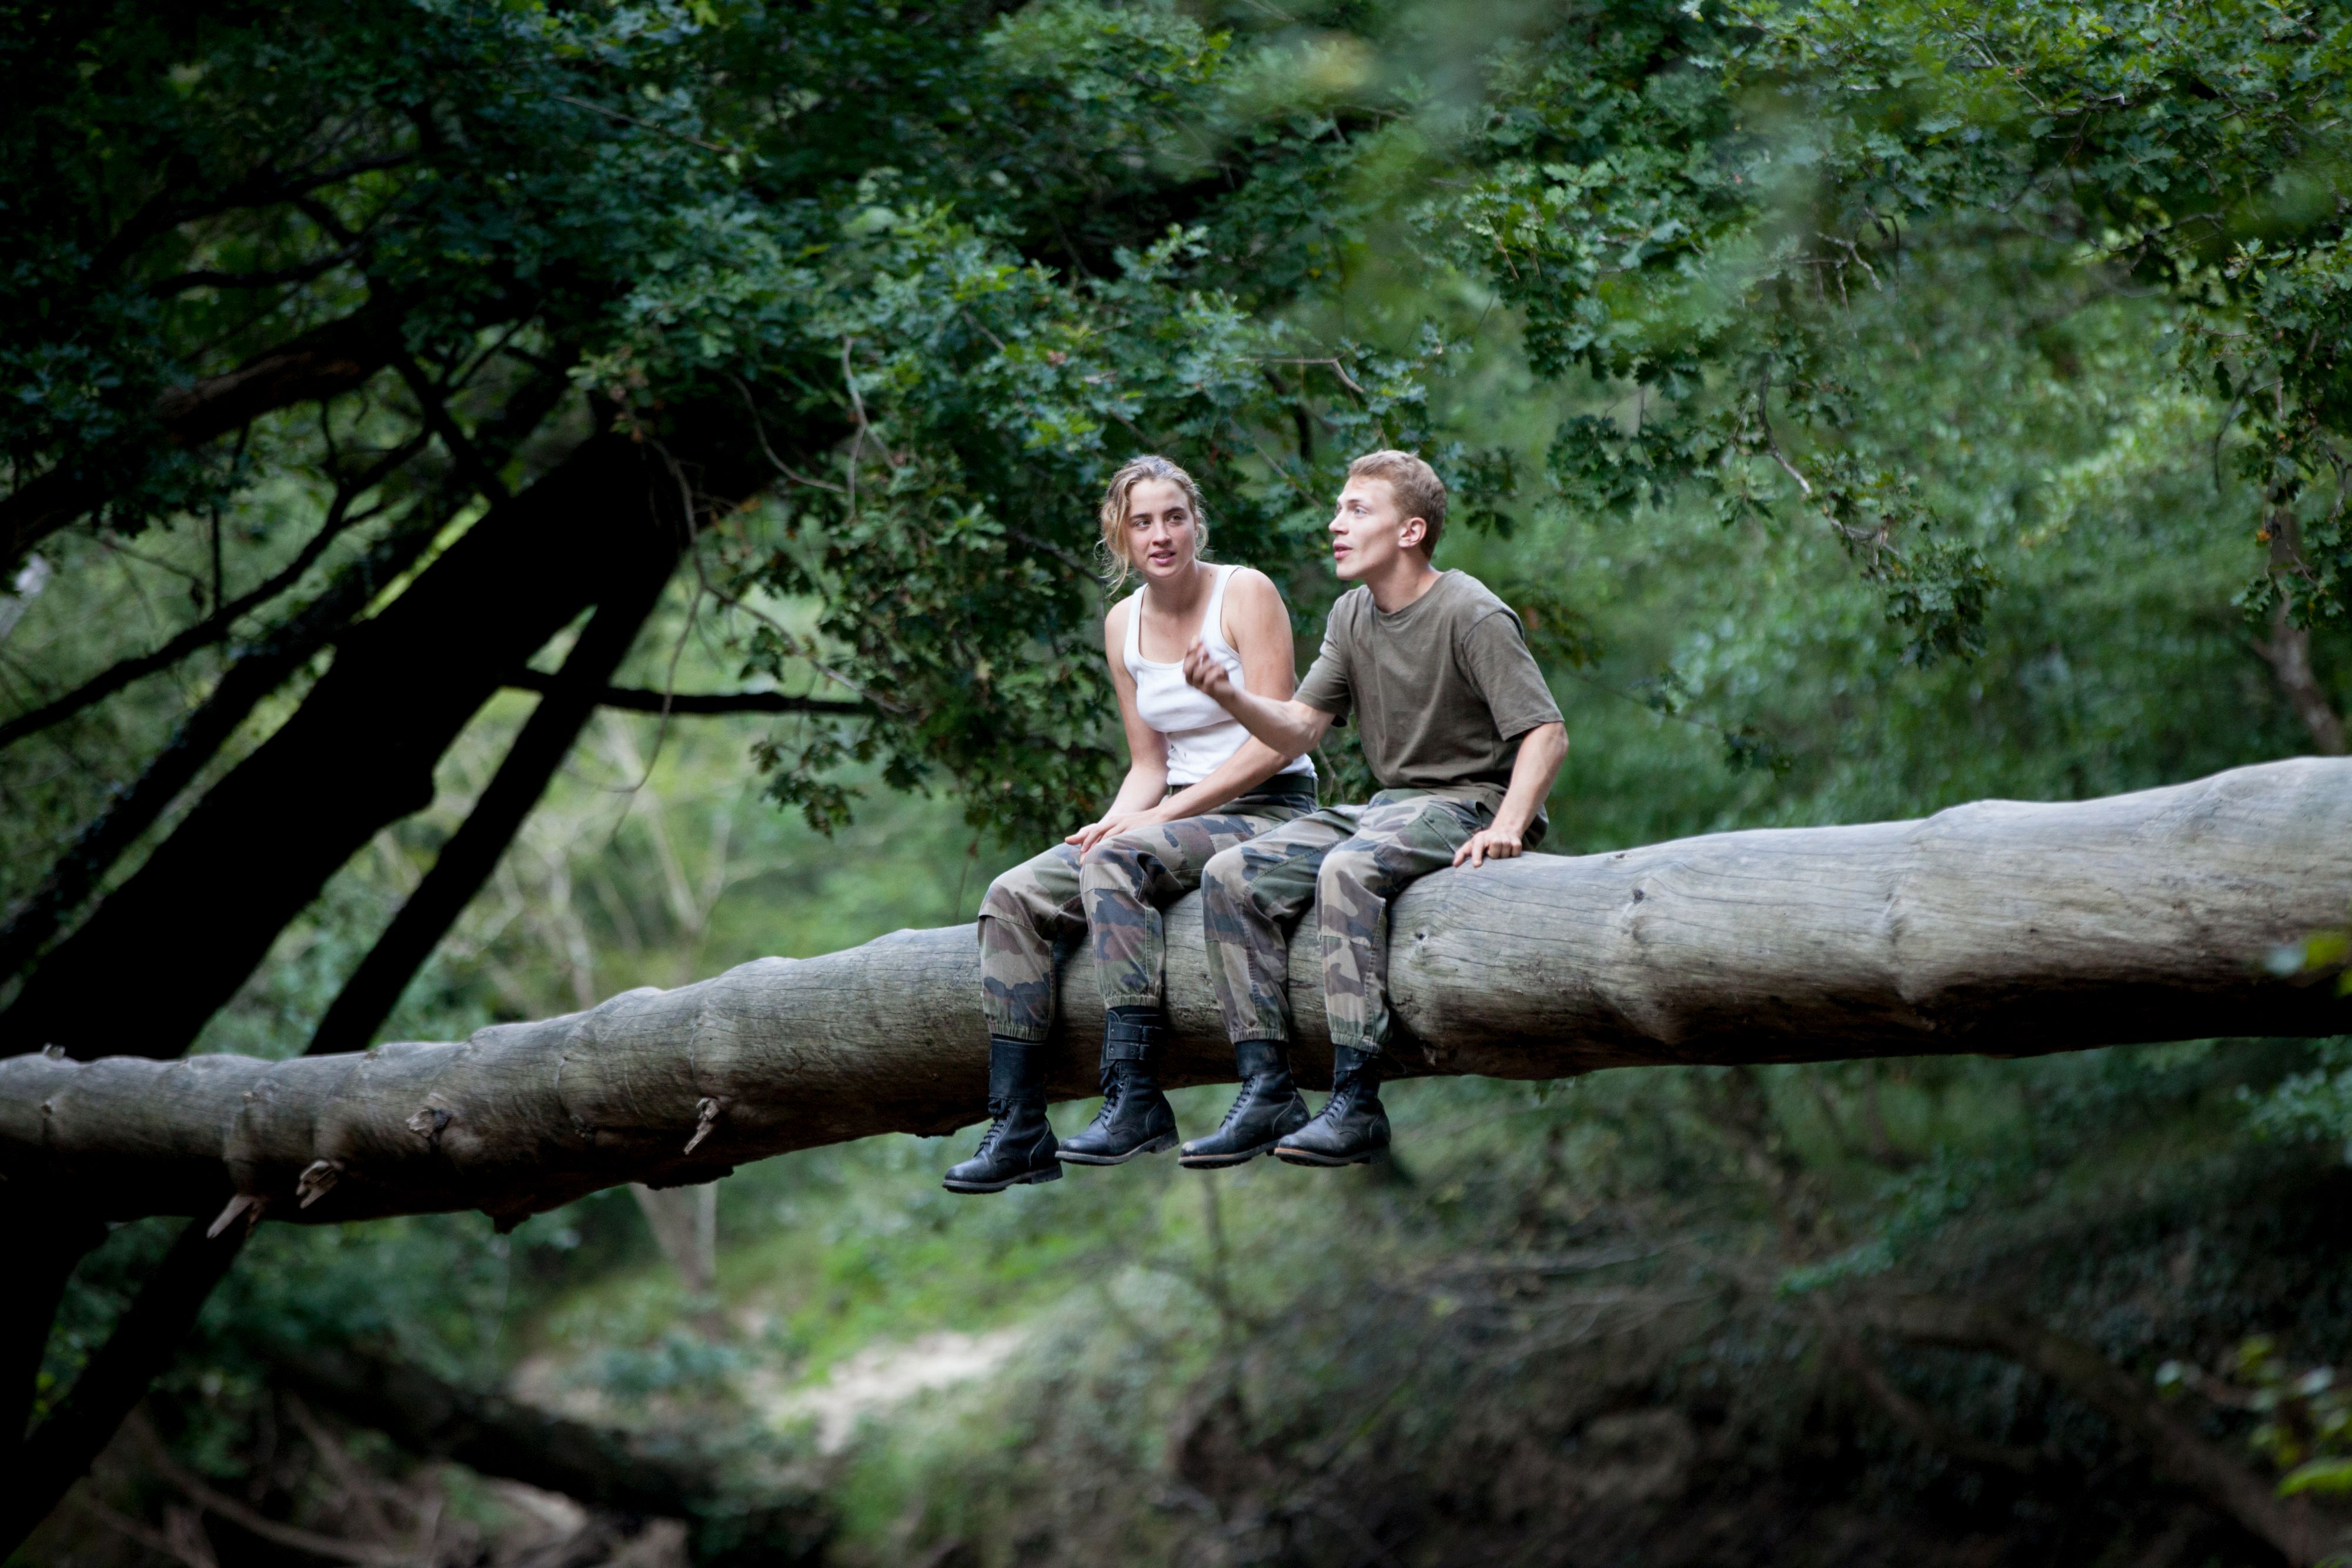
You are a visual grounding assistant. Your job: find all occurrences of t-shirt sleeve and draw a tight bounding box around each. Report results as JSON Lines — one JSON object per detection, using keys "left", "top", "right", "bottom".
{"left": 1292, "top": 610, "right": 1354, "bottom": 720}
{"left": 1462, "top": 610, "right": 1563, "bottom": 740}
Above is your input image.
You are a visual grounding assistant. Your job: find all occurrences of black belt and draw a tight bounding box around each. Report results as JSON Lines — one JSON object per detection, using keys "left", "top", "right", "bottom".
{"left": 1167, "top": 783, "right": 1317, "bottom": 808}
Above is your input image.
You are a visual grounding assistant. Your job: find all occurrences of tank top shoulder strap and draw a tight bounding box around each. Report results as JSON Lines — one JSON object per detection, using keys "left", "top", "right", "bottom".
{"left": 1120, "top": 585, "right": 1147, "bottom": 671}
{"left": 1201, "top": 563, "right": 1238, "bottom": 656}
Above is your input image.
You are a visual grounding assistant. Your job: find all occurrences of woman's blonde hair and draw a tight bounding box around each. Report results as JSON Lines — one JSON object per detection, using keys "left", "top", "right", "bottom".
{"left": 1095, "top": 454, "right": 1208, "bottom": 591}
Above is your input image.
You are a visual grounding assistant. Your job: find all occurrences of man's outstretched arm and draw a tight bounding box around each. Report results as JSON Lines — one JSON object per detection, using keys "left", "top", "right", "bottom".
{"left": 1181, "top": 639, "right": 1336, "bottom": 758}
{"left": 1456, "top": 722, "right": 1568, "bottom": 868}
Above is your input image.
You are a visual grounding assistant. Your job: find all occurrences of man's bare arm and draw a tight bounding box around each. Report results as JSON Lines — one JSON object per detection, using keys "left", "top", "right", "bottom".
{"left": 1455, "top": 721, "right": 1568, "bottom": 868}
{"left": 1181, "top": 638, "right": 1335, "bottom": 758}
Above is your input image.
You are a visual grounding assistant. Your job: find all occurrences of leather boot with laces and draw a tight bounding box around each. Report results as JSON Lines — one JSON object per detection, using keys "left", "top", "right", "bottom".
{"left": 1180, "top": 1039, "right": 1311, "bottom": 1169}
{"left": 1274, "top": 1044, "right": 1389, "bottom": 1166}
{"left": 1058, "top": 1008, "right": 1179, "bottom": 1165}
{"left": 943, "top": 1037, "right": 1062, "bottom": 1193}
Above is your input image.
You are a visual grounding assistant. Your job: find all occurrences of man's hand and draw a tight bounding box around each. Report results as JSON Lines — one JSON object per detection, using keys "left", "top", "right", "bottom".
{"left": 1067, "top": 808, "right": 1164, "bottom": 854}
{"left": 1180, "top": 638, "right": 1235, "bottom": 706}
{"left": 1454, "top": 823, "right": 1525, "bottom": 868}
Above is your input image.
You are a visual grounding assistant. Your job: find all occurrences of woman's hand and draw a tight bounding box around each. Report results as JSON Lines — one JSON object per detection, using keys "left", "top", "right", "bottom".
{"left": 1066, "top": 808, "right": 1165, "bottom": 854}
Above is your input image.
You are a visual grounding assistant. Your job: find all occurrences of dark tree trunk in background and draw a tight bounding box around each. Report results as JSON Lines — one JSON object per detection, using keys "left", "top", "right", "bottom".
{"left": 0, "top": 517, "right": 689, "bottom": 1552}
{"left": 0, "top": 1215, "right": 250, "bottom": 1547}
{"left": 4, "top": 1206, "right": 106, "bottom": 1449}
{"left": 0, "top": 509, "right": 447, "bottom": 985}
{"left": 0, "top": 432, "right": 691, "bottom": 1061}
{"left": 306, "top": 561, "right": 682, "bottom": 1055}
{"left": 0, "top": 366, "right": 576, "bottom": 989}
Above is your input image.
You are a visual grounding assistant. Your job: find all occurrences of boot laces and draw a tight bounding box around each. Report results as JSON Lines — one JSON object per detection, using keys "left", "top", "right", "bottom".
{"left": 1092, "top": 1066, "right": 1125, "bottom": 1121}
{"left": 1214, "top": 1073, "right": 1267, "bottom": 1132}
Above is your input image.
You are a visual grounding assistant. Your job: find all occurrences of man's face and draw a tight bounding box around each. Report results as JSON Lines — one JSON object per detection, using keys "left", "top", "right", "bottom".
{"left": 1328, "top": 476, "right": 1425, "bottom": 581}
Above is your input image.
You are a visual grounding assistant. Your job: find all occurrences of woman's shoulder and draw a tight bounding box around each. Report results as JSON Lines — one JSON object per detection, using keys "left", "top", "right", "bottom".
{"left": 1102, "top": 591, "right": 1138, "bottom": 646}
{"left": 1220, "top": 564, "right": 1288, "bottom": 613}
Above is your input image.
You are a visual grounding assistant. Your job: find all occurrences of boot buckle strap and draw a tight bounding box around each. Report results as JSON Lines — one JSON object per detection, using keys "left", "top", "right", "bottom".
{"left": 1102, "top": 1015, "right": 1161, "bottom": 1061}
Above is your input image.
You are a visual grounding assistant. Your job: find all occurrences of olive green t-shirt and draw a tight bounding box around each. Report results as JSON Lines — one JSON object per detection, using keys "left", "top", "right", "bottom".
{"left": 1294, "top": 570, "right": 1563, "bottom": 793}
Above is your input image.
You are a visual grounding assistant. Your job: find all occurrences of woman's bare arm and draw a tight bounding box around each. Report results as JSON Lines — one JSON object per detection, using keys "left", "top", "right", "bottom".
{"left": 1067, "top": 598, "right": 1171, "bottom": 847}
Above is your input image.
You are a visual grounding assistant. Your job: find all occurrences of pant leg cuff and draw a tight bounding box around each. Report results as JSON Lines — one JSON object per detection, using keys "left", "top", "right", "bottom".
{"left": 983, "top": 1022, "right": 1051, "bottom": 1044}
{"left": 1097, "top": 994, "right": 1162, "bottom": 1014}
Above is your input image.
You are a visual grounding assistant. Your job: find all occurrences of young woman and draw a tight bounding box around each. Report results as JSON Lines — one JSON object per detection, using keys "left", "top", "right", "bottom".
{"left": 945, "top": 456, "right": 1317, "bottom": 1193}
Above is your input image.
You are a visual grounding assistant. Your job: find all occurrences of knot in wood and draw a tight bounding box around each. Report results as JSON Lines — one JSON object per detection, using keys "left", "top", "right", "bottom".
{"left": 683, "top": 1096, "right": 726, "bottom": 1155}
{"left": 296, "top": 1158, "right": 344, "bottom": 1209}
{"left": 406, "top": 1105, "right": 453, "bottom": 1145}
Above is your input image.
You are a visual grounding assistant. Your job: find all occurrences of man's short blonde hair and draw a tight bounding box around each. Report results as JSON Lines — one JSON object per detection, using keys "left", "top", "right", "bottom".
{"left": 1348, "top": 449, "right": 1446, "bottom": 557}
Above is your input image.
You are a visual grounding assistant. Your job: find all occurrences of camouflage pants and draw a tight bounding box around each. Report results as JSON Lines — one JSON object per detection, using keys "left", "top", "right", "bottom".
{"left": 1200, "top": 785, "right": 1521, "bottom": 1055}
{"left": 976, "top": 788, "right": 1315, "bottom": 1042}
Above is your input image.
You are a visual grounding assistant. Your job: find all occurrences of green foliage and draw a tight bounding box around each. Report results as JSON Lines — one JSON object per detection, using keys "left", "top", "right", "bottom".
{"left": 15, "top": 1, "right": 2352, "bottom": 1561}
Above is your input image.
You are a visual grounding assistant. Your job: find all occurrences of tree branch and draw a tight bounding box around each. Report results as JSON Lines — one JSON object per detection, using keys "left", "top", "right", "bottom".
{"left": 1862, "top": 1295, "right": 2348, "bottom": 1565}
{"left": 395, "top": 358, "right": 510, "bottom": 505}
{"left": 2, "top": 301, "right": 403, "bottom": 565}
{"left": 1832, "top": 1337, "right": 2044, "bottom": 1475}
{"left": 146, "top": 246, "right": 368, "bottom": 297}
{"left": 502, "top": 670, "right": 868, "bottom": 716}
{"left": 3, "top": 757, "right": 2345, "bottom": 1229}
{"left": 2253, "top": 507, "right": 2349, "bottom": 755}
{"left": 0, "top": 365, "right": 573, "bottom": 994}
{"left": 0, "top": 437, "right": 426, "bottom": 753}
{"left": 129, "top": 1411, "right": 412, "bottom": 1566}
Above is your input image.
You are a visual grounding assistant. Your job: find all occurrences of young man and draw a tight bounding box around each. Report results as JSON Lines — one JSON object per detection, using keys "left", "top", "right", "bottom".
{"left": 1178, "top": 449, "right": 1569, "bottom": 1167}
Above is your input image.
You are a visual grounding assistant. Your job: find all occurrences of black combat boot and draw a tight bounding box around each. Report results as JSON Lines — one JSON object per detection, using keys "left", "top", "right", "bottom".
{"left": 1273, "top": 1044, "right": 1390, "bottom": 1166}
{"left": 1057, "top": 1007, "right": 1180, "bottom": 1165}
{"left": 1180, "top": 1038, "right": 1311, "bottom": 1169}
{"left": 943, "top": 1037, "right": 1062, "bottom": 1193}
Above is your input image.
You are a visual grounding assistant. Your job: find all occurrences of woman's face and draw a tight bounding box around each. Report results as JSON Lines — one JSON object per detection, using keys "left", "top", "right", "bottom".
{"left": 1124, "top": 478, "right": 1199, "bottom": 583}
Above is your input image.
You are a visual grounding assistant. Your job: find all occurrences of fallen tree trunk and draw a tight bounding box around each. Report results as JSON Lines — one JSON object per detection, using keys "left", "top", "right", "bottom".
{"left": 268, "top": 1342, "right": 828, "bottom": 1557}
{"left": 1865, "top": 1295, "right": 2347, "bottom": 1565}
{"left": 5, "top": 757, "right": 2347, "bottom": 1228}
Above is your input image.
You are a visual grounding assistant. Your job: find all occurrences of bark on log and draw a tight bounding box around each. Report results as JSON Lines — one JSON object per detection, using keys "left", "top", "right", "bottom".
{"left": 4, "top": 757, "right": 2347, "bottom": 1228}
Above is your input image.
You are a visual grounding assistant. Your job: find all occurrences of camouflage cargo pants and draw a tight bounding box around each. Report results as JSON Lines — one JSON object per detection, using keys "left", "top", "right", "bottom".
{"left": 1200, "top": 785, "right": 1521, "bottom": 1055}
{"left": 976, "top": 787, "right": 1315, "bottom": 1042}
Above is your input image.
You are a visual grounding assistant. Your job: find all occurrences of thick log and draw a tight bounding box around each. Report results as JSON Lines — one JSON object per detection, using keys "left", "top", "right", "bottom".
{"left": 3, "top": 757, "right": 2346, "bottom": 1228}
{"left": 267, "top": 1342, "right": 828, "bottom": 1554}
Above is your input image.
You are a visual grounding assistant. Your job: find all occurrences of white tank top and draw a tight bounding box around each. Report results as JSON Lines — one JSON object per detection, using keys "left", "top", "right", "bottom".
{"left": 1123, "top": 565, "right": 1315, "bottom": 789}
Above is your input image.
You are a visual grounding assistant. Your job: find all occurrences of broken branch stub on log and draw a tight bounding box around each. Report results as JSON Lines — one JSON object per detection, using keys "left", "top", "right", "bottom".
{"left": 4, "top": 758, "right": 2348, "bottom": 1229}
